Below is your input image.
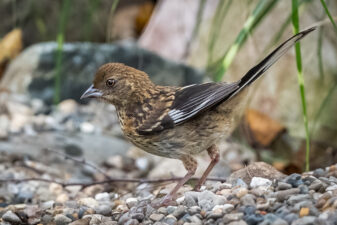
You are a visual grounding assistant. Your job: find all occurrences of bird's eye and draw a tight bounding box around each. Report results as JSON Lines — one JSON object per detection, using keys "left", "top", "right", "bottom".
{"left": 106, "top": 79, "right": 116, "bottom": 87}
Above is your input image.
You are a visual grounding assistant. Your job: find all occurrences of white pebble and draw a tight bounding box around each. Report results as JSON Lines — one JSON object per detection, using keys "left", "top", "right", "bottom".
{"left": 250, "top": 177, "right": 272, "bottom": 188}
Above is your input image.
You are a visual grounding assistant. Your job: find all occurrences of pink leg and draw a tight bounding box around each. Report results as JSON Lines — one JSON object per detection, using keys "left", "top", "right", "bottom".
{"left": 193, "top": 145, "right": 219, "bottom": 191}
{"left": 157, "top": 155, "right": 197, "bottom": 207}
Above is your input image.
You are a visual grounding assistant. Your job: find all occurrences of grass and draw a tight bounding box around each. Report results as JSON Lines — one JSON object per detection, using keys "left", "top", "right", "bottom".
{"left": 53, "top": 0, "right": 71, "bottom": 104}
{"left": 291, "top": 0, "right": 310, "bottom": 171}
{"left": 210, "top": 0, "right": 279, "bottom": 81}
{"left": 106, "top": 0, "right": 119, "bottom": 42}
{"left": 320, "top": 0, "right": 337, "bottom": 35}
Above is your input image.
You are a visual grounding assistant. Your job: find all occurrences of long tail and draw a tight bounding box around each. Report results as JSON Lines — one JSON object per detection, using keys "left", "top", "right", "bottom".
{"left": 230, "top": 26, "right": 316, "bottom": 97}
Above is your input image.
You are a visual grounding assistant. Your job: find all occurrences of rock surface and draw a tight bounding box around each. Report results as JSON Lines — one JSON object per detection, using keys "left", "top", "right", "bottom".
{"left": 0, "top": 42, "right": 203, "bottom": 104}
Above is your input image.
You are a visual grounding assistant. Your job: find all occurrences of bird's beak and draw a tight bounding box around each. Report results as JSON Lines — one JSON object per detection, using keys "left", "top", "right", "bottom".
{"left": 80, "top": 84, "right": 103, "bottom": 99}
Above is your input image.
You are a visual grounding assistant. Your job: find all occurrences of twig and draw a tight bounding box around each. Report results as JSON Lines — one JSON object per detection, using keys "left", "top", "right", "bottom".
{"left": 44, "top": 148, "right": 112, "bottom": 179}
{"left": 0, "top": 176, "right": 227, "bottom": 189}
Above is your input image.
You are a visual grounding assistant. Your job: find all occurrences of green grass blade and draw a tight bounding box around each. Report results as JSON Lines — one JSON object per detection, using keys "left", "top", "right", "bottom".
{"left": 320, "top": 0, "right": 337, "bottom": 35}
{"left": 106, "top": 0, "right": 119, "bottom": 42}
{"left": 292, "top": 0, "right": 310, "bottom": 171}
{"left": 53, "top": 0, "right": 71, "bottom": 104}
{"left": 212, "top": 0, "right": 279, "bottom": 81}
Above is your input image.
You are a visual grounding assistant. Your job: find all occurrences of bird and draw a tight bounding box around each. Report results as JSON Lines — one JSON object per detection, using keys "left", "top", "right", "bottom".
{"left": 81, "top": 27, "right": 315, "bottom": 206}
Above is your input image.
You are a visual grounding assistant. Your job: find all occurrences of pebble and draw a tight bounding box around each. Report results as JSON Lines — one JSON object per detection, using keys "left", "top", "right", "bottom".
{"left": 94, "top": 204, "right": 111, "bottom": 216}
{"left": 275, "top": 188, "right": 300, "bottom": 201}
{"left": 287, "top": 194, "right": 310, "bottom": 204}
{"left": 292, "top": 216, "right": 317, "bottom": 225}
{"left": 55, "top": 214, "right": 72, "bottom": 225}
{"left": 95, "top": 192, "right": 110, "bottom": 202}
{"left": 162, "top": 215, "right": 177, "bottom": 225}
{"left": 2, "top": 210, "right": 22, "bottom": 224}
{"left": 284, "top": 173, "right": 303, "bottom": 187}
{"left": 172, "top": 205, "right": 186, "bottom": 219}
{"left": 250, "top": 177, "right": 272, "bottom": 188}
{"left": 197, "top": 190, "right": 226, "bottom": 211}
{"left": 234, "top": 187, "right": 248, "bottom": 198}
{"left": 276, "top": 182, "right": 292, "bottom": 190}
{"left": 149, "top": 213, "right": 165, "bottom": 221}
{"left": 126, "top": 197, "right": 138, "bottom": 208}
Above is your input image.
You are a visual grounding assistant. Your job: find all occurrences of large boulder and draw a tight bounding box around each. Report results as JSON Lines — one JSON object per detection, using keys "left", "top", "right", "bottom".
{"left": 0, "top": 41, "right": 204, "bottom": 104}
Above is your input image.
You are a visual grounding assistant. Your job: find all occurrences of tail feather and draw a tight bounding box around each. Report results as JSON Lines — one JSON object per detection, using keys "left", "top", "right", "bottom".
{"left": 230, "top": 26, "right": 316, "bottom": 98}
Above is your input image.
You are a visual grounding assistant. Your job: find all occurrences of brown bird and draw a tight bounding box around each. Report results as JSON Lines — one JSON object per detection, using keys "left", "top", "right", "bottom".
{"left": 81, "top": 27, "right": 315, "bottom": 206}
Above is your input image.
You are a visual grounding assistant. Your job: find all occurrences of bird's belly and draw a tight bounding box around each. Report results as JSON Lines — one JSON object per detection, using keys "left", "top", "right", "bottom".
{"left": 123, "top": 109, "right": 237, "bottom": 159}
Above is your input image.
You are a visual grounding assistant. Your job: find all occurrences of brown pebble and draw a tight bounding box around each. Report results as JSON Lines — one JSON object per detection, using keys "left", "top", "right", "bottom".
{"left": 299, "top": 207, "right": 309, "bottom": 217}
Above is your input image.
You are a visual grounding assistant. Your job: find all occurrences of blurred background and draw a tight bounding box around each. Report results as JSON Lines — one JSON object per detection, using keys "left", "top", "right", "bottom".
{"left": 0, "top": 0, "right": 337, "bottom": 180}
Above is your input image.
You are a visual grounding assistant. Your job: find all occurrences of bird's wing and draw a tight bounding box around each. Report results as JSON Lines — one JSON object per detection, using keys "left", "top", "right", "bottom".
{"left": 137, "top": 82, "right": 239, "bottom": 135}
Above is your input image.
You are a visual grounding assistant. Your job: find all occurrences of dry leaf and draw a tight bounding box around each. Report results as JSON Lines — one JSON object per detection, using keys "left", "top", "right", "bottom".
{"left": 245, "top": 108, "right": 285, "bottom": 147}
{"left": 0, "top": 28, "right": 23, "bottom": 80}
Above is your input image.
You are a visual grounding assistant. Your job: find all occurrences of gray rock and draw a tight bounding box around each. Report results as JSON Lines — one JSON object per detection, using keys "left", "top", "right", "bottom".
{"left": 184, "top": 191, "right": 199, "bottom": 207}
{"left": 55, "top": 214, "right": 72, "bottom": 225}
{"left": 149, "top": 213, "right": 165, "bottom": 221}
{"left": 287, "top": 194, "right": 310, "bottom": 205}
{"left": 124, "top": 219, "right": 139, "bottom": 225}
{"left": 94, "top": 204, "right": 111, "bottom": 216}
{"left": 275, "top": 188, "right": 300, "bottom": 201}
{"left": 188, "top": 206, "right": 201, "bottom": 215}
{"left": 277, "top": 182, "right": 292, "bottom": 190}
{"left": 95, "top": 192, "right": 110, "bottom": 202}
{"left": 162, "top": 215, "right": 177, "bottom": 225}
{"left": 157, "top": 207, "right": 167, "bottom": 215}
{"left": 1, "top": 42, "right": 203, "bottom": 105}
{"left": 2, "top": 210, "right": 22, "bottom": 224}
{"left": 223, "top": 213, "right": 244, "bottom": 222}
{"left": 166, "top": 206, "right": 177, "bottom": 215}
{"left": 187, "top": 215, "right": 203, "bottom": 225}
{"left": 291, "top": 216, "right": 317, "bottom": 225}
{"left": 172, "top": 205, "right": 186, "bottom": 219}
{"left": 231, "top": 178, "right": 248, "bottom": 188}
{"left": 271, "top": 218, "right": 288, "bottom": 225}
{"left": 42, "top": 214, "right": 54, "bottom": 223}
{"left": 250, "top": 177, "right": 272, "bottom": 188}
{"left": 197, "top": 190, "right": 226, "bottom": 211}
{"left": 228, "top": 162, "right": 285, "bottom": 185}
{"left": 228, "top": 220, "right": 248, "bottom": 225}
{"left": 241, "top": 194, "right": 256, "bottom": 206}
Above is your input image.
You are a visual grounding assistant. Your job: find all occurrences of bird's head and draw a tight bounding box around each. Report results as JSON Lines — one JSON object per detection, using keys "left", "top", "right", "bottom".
{"left": 81, "top": 63, "right": 154, "bottom": 106}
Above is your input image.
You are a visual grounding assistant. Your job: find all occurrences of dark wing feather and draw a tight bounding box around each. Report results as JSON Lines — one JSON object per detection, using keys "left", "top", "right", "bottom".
{"left": 167, "top": 82, "right": 239, "bottom": 125}
{"left": 137, "top": 82, "right": 239, "bottom": 135}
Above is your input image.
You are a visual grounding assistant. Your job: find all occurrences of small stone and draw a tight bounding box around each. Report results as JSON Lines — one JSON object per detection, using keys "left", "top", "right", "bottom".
{"left": 277, "top": 182, "right": 292, "bottom": 190}
{"left": 223, "top": 213, "right": 244, "bottom": 222}
{"left": 284, "top": 173, "right": 303, "bottom": 187}
{"left": 299, "top": 207, "right": 310, "bottom": 217}
{"left": 157, "top": 207, "right": 167, "bottom": 215}
{"left": 198, "top": 190, "right": 226, "bottom": 211}
{"left": 79, "top": 197, "right": 99, "bottom": 208}
{"left": 42, "top": 214, "right": 54, "bottom": 223}
{"left": 234, "top": 188, "right": 248, "bottom": 198}
{"left": 188, "top": 206, "right": 201, "bottom": 215}
{"left": 2, "top": 210, "right": 22, "bottom": 224}
{"left": 58, "top": 99, "right": 78, "bottom": 115}
{"left": 292, "top": 216, "right": 317, "bottom": 225}
{"left": 69, "top": 218, "right": 91, "bottom": 225}
{"left": 287, "top": 194, "right": 310, "bottom": 205}
{"left": 149, "top": 213, "right": 165, "bottom": 221}
{"left": 313, "top": 168, "right": 326, "bottom": 178}
{"left": 228, "top": 220, "right": 248, "bottom": 225}
{"left": 125, "top": 219, "right": 139, "bottom": 225}
{"left": 80, "top": 122, "right": 95, "bottom": 133}
{"left": 172, "top": 205, "right": 186, "bottom": 219}
{"left": 275, "top": 188, "right": 300, "bottom": 201}
{"left": 271, "top": 218, "right": 288, "bottom": 225}
{"left": 162, "top": 215, "right": 177, "bottom": 225}
{"left": 326, "top": 184, "right": 337, "bottom": 191}
{"left": 207, "top": 208, "right": 223, "bottom": 219}
{"left": 240, "top": 194, "right": 256, "bottom": 206}
{"left": 41, "top": 200, "right": 55, "bottom": 210}
{"left": 55, "top": 214, "right": 72, "bottom": 225}
{"left": 250, "top": 177, "right": 272, "bottom": 188}
{"left": 95, "top": 192, "right": 110, "bottom": 202}
{"left": 232, "top": 178, "right": 248, "bottom": 188}
{"left": 284, "top": 213, "right": 299, "bottom": 223}
{"left": 184, "top": 191, "right": 199, "bottom": 207}
{"left": 94, "top": 205, "right": 111, "bottom": 216}
{"left": 166, "top": 206, "right": 177, "bottom": 215}
{"left": 176, "top": 196, "right": 185, "bottom": 204}
{"left": 126, "top": 198, "right": 138, "bottom": 208}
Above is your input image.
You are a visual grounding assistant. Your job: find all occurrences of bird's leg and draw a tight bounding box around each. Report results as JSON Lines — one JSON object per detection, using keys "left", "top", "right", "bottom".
{"left": 193, "top": 144, "right": 219, "bottom": 191}
{"left": 158, "top": 155, "right": 197, "bottom": 206}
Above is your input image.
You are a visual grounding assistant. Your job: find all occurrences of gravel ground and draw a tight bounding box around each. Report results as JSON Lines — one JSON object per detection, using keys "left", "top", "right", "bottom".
{"left": 1, "top": 95, "right": 337, "bottom": 225}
